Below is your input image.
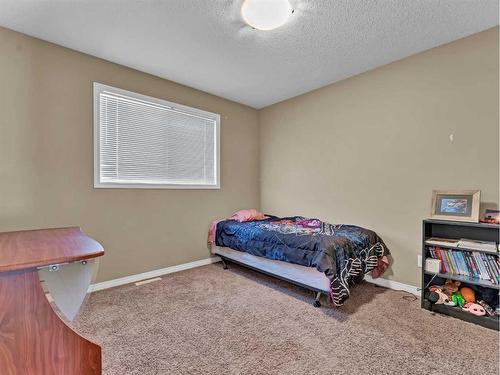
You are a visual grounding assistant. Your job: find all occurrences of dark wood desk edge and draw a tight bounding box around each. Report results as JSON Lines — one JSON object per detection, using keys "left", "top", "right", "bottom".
{"left": 0, "top": 226, "right": 104, "bottom": 273}
{"left": 0, "top": 250, "right": 105, "bottom": 273}
{"left": 0, "top": 226, "right": 85, "bottom": 235}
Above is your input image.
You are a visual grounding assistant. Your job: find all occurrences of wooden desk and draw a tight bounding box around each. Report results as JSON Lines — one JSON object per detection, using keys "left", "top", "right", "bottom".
{"left": 0, "top": 227, "right": 104, "bottom": 374}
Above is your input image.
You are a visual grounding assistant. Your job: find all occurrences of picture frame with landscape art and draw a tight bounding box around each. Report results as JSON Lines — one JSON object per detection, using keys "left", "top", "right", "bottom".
{"left": 430, "top": 190, "right": 481, "bottom": 223}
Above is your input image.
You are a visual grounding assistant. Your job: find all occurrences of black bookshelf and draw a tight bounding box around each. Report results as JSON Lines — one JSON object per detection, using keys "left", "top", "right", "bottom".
{"left": 422, "top": 219, "right": 500, "bottom": 330}
{"left": 423, "top": 271, "right": 499, "bottom": 289}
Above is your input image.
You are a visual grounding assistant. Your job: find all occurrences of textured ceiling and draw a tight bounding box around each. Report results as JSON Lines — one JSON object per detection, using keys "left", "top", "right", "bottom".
{"left": 0, "top": 1, "right": 498, "bottom": 108}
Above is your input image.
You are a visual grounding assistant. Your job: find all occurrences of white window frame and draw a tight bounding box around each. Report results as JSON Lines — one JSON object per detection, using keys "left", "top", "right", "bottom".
{"left": 93, "top": 82, "right": 220, "bottom": 189}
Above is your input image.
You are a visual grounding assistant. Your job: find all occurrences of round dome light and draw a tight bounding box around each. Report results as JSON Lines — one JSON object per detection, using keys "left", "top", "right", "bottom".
{"left": 241, "top": 0, "right": 293, "bottom": 31}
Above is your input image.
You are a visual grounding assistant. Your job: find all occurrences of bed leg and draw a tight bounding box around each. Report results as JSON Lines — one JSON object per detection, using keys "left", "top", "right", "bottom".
{"left": 313, "top": 292, "right": 322, "bottom": 308}
{"left": 221, "top": 258, "right": 228, "bottom": 270}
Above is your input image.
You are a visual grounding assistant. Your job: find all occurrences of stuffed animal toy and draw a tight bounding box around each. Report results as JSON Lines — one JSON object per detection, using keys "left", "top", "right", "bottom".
{"left": 443, "top": 280, "right": 461, "bottom": 297}
{"left": 428, "top": 286, "right": 448, "bottom": 305}
{"left": 444, "top": 298, "right": 456, "bottom": 307}
{"left": 462, "top": 302, "right": 486, "bottom": 316}
{"left": 460, "top": 287, "right": 475, "bottom": 303}
{"left": 451, "top": 291, "right": 466, "bottom": 308}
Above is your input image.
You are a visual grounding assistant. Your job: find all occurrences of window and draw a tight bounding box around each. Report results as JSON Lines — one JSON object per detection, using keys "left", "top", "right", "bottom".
{"left": 93, "top": 83, "right": 220, "bottom": 189}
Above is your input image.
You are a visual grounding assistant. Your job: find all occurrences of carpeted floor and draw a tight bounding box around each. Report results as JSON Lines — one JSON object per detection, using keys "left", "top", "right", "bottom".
{"left": 74, "top": 263, "right": 499, "bottom": 375}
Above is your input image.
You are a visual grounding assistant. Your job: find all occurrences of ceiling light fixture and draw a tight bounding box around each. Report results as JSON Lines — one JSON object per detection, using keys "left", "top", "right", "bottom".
{"left": 241, "top": 0, "right": 293, "bottom": 31}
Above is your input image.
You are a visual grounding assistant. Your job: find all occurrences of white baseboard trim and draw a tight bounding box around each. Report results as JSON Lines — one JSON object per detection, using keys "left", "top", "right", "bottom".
{"left": 89, "top": 255, "right": 420, "bottom": 297}
{"left": 364, "top": 274, "right": 420, "bottom": 296}
{"left": 89, "top": 256, "right": 221, "bottom": 292}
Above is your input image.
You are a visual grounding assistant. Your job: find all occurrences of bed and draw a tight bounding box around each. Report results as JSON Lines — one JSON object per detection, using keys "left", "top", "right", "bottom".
{"left": 210, "top": 215, "right": 389, "bottom": 307}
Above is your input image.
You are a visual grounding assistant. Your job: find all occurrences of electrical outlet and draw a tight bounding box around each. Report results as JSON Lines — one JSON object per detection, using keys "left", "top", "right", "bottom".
{"left": 417, "top": 255, "right": 422, "bottom": 268}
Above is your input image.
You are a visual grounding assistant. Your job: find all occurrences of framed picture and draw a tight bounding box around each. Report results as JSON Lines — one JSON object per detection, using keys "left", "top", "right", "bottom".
{"left": 430, "top": 190, "right": 481, "bottom": 223}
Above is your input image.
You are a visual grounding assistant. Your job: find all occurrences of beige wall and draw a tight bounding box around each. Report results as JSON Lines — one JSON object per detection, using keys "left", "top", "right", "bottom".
{"left": 0, "top": 27, "right": 260, "bottom": 282}
{"left": 259, "top": 28, "right": 499, "bottom": 287}
{"left": 1, "top": 26, "right": 498, "bottom": 288}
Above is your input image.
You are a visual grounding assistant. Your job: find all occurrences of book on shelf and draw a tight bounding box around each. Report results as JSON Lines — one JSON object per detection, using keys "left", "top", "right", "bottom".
{"left": 465, "top": 252, "right": 479, "bottom": 279}
{"left": 425, "top": 237, "right": 459, "bottom": 247}
{"left": 484, "top": 253, "right": 500, "bottom": 284}
{"left": 474, "top": 252, "right": 490, "bottom": 281}
{"left": 426, "top": 245, "right": 499, "bottom": 284}
{"left": 425, "top": 237, "right": 499, "bottom": 252}
{"left": 457, "top": 238, "right": 497, "bottom": 253}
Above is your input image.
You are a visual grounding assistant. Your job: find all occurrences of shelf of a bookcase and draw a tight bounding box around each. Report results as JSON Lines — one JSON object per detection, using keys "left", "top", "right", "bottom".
{"left": 423, "top": 241, "right": 499, "bottom": 256}
{"left": 424, "top": 219, "right": 500, "bottom": 229}
{"left": 422, "top": 299, "right": 499, "bottom": 330}
{"left": 423, "top": 270, "right": 500, "bottom": 290}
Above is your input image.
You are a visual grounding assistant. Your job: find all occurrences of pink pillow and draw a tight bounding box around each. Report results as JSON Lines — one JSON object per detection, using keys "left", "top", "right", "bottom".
{"left": 231, "top": 209, "right": 266, "bottom": 222}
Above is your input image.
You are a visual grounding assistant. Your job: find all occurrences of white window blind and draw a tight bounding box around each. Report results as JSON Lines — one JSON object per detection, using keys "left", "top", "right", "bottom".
{"left": 94, "top": 83, "right": 220, "bottom": 189}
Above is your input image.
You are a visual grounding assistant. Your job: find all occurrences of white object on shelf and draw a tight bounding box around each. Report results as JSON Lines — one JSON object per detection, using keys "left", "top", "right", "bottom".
{"left": 425, "top": 258, "right": 441, "bottom": 274}
{"left": 457, "top": 238, "right": 497, "bottom": 252}
{"left": 425, "top": 237, "right": 459, "bottom": 247}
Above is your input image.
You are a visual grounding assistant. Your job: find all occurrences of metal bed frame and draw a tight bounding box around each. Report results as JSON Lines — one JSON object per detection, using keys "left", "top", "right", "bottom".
{"left": 214, "top": 248, "right": 332, "bottom": 307}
